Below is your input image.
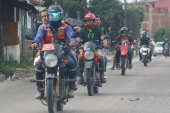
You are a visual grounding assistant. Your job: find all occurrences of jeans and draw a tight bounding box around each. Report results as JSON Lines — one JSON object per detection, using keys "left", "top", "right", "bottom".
{"left": 102, "top": 49, "right": 107, "bottom": 72}
{"left": 116, "top": 48, "right": 132, "bottom": 64}
{"left": 36, "top": 51, "right": 77, "bottom": 91}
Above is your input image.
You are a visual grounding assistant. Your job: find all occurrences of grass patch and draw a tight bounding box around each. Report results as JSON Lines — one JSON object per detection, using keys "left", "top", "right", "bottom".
{"left": 0, "top": 52, "right": 35, "bottom": 78}
{"left": 107, "top": 59, "right": 111, "bottom": 62}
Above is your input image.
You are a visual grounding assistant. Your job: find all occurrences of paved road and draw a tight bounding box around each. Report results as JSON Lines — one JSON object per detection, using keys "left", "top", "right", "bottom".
{"left": 0, "top": 56, "right": 170, "bottom": 113}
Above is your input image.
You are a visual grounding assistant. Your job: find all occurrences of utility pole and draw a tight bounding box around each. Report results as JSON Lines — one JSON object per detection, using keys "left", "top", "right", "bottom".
{"left": 84, "top": 0, "right": 87, "bottom": 14}
{"left": 0, "top": 0, "right": 3, "bottom": 59}
{"left": 124, "top": 0, "right": 127, "bottom": 27}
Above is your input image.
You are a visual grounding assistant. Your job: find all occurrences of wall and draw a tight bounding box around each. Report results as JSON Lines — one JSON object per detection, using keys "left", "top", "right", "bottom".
{"left": 3, "top": 45, "right": 20, "bottom": 63}
{"left": 142, "top": 1, "right": 170, "bottom": 39}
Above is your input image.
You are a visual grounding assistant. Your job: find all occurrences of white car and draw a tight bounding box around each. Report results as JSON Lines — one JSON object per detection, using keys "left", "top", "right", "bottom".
{"left": 154, "top": 42, "right": 164, "bottom": 56}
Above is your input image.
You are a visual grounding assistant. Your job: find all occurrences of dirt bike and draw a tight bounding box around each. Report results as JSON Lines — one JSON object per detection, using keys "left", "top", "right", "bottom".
{"left": 115, "top": 41, "right": 134, "bottom": 75}
{"left": 72, "top": 32, "right": 111, "bottom": 96}
{"left": 139, "top": 45, "right": 150, "bottom": 66}
{"left": 25, "top": 35, "right": 76, "bottom": 113}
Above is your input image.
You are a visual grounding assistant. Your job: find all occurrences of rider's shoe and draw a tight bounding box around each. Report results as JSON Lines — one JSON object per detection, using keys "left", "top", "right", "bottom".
{"left": 74, "top": 82, "right": 78, "bottom": 91}
{"left": 104, "top": 72, "right": 107, "bottom": 79}
{"left": 78, "top": 78, "right": 83, "bottom": 85}
{"left": 129, "top": 64, "right": 133, "bottom": 69}
{"left": 35, "top": 91, "right": 43, "bottom": 99}
{"left": 101, "top": 76, "right": 106, "bottom": 83}
{"left": 68, "top": 90, "right": 74, "bottom": 98}
{"left": 110, "top": 66, "right": 115, "bottom": 70}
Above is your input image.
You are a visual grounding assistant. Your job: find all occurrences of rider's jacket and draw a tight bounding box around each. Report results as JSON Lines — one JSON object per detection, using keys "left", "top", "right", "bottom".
{"left": 32, "top": 22, "right": 76, "bottom": 44}
{"left": 139, "top": 37, "right": 150, "bottom": 45}
{"left": 162, "top": 42, "right": 170, "bottom": 48}
{"left": 79, "top": 26, "right": 103, "bottom": 44}
{"left": 115, "top": 35, "right": 134, "bottom": 44}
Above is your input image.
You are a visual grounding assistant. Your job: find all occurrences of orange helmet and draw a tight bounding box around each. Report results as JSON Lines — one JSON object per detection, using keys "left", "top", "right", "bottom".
{"left": 84, "top": 13, "right": 96, "bottom": 28}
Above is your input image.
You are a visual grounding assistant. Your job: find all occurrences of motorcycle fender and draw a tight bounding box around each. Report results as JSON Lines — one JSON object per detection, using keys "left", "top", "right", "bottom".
{"left": 142, "top": 53, "right": 147, "bottom": 55}
{"left": 46, "top": 74, "right": 55, "bottom": 78}
{"left": 121, "top": 51, "right": 126, "bottom": 55}
{"left": 85, "top": 61, "right": 93, "bottom": 68}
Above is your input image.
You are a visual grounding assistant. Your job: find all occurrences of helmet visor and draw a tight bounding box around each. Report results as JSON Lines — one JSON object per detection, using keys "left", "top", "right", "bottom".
{"left": 48, "top": 12, "right": 62, "bottom": 21}
{"left": 121, "top": 30, "right": 126, "bottom": 34}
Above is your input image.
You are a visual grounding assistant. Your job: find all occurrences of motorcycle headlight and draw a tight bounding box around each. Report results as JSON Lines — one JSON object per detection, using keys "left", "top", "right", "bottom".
{"left": 84, "top": 51, "right": 94, "bottom": 60}
{"left": 44, "top": 54, "right": 58, "bottom": 68}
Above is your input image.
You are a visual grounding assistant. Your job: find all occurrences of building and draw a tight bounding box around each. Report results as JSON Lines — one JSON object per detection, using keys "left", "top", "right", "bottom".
{"left": 0, "top": 0, "right": 38, "bottom": 62}
{"left": 141, "top": 0, "right": 170, "bottom": 38}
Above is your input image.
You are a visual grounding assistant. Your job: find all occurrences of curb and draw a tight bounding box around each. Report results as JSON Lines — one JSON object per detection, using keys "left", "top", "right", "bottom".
{"left": 0, "top": 75, "right": 6, "bottom": 82}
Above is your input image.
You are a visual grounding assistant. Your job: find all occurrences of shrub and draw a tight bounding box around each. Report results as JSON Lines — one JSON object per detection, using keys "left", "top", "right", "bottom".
{"left": 0, "top": 64, "right": 15, "bottom": 78}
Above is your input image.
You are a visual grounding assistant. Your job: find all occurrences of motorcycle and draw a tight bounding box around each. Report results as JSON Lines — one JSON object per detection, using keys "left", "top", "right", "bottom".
{"left": 72, "top": 33, "right": 111, "bottom": 96}
{"left": 115, "top": 41, "right": 134, "bottom": 75}
{"left": 163, "top": 47, "right": 169, "bottom": 58}
{"left": 25, "top": 35, "right": 76, "bottom": 113}
{"left": 139, "top": 45, "right": 150, "bottom": 66}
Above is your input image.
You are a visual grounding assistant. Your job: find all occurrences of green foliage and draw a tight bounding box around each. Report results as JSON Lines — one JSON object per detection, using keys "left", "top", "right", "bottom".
{"left": 43, "top": 0, "right": 55, "bottom": 8}
{"left": 127, "top": 6, "right": 145, "bottom": 39}
{"left": 45, "top": 0, "right": 84, "bottom": 19}
{"left": 89, "top": 0, "right": 124, "bottom": 39}
{"left": 0, "top": 64, "right": 14, "bottom": 78}
{"left": 153, "top": 27, "right": 170, "bottom": 42}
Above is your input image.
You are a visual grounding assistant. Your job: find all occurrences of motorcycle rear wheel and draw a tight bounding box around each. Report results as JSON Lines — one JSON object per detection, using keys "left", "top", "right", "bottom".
{"left": 121, "top": 56, "right": 126, "bottom": 75}
{"left": 93, "top": 86, "right": 99, "bottom": 94}
{"left": 57, "top": 100, "right": 64, "bottom": 111}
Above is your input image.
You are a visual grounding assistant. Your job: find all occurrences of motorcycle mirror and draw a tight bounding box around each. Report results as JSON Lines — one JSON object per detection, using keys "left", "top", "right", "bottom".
{"left": 25, "top": 34, "right": 34, "bottom": 40}
{"left": 71, "top": 31, "right": 80, "bottom": 38}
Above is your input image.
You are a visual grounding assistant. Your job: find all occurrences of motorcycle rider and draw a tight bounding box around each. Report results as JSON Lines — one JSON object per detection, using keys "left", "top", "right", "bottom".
{"left": 110, "top": 29, "right": 121, "bottom": 70}
{"left": 162, "top": 38, "right": 170, "bottom": 56}
{"left": 95, "top": 15, "right": 107, "bottom": 79}
{"left": 76, "top": 13, "right": 108, "bottom": 84}
{"left": 38, "top": 9, "right": 49, "bottom": 31}
{"left": 138, "top": 31, "right": 151, "bottom": 61}
{"left": 31, "top": 5, "right": 77, "bottom": 99}
{"left": 115, "top": 27, "right": 134, "bottom": 69}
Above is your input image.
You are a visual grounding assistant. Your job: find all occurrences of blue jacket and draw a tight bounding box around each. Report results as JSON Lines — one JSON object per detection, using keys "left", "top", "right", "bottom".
{"left": 32, "top": 23, "right": 76, "bottom": 44}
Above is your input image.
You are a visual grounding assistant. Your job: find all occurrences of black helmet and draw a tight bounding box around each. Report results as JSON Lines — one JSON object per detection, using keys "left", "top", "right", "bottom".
{"left": 120, "top": 27, "right": 128, "bottom": 37}
{"left": 165, "top": 38, "right": 168, "bottom": 42}
{"left": 142, "top": 31, "right": 147, "bottom": 36}
{"left": 47, "top": 5, "right": 63, "bottom": 28}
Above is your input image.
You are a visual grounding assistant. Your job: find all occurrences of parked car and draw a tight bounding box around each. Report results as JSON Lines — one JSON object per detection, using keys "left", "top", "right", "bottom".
{"left": 154, "top": 42, "right": 164, "bottom": 56}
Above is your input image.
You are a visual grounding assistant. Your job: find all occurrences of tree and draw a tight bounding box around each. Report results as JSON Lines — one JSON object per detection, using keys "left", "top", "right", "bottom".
{"left": 89, "top": 0, "right": 124, "bottom": 39}
{"left": 126, "top": 6, "right": 145, "bottom": 40}
{"left": 43, "top": 0, "right": 55, "bottom": 8}
{"left": 153, "top": 27, "right": 170, "bottom": 42}
{"left": 56, "top": 0, "right": 84, "bottom": 19}
{"left": 43, "top": 0, "right": 84, "bottom": 19}
{"left": 89, "top": 0, "right": 124, "bottom": 52}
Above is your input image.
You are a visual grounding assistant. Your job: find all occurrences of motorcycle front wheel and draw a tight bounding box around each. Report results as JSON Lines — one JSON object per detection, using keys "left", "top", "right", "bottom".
{"left": 121, "top": 56, "right": 126, "bottom": 75}
{"left": 86, "top": 68, "right": 94, "bottom": 96}
{"left": 143, "top": 56, "right": 147, "bottom": 66}
{"left": 47, "top": 78, "right": 58, "bottom": 113}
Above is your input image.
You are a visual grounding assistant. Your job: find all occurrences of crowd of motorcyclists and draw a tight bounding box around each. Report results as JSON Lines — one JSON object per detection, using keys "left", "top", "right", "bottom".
{"left": 29, "top": 5, "right": 170, "bottom": 111}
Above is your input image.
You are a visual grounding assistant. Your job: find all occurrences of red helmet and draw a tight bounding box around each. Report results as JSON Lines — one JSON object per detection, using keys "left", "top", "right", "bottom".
{"left": 84, "top": 13, "right": 96, "bottom": 28}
